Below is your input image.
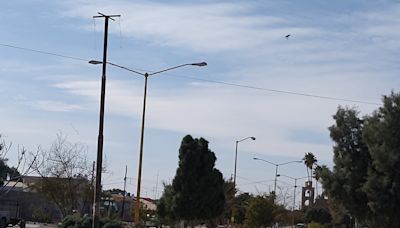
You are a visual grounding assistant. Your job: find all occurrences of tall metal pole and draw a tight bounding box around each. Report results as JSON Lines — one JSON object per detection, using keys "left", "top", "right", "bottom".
{"left": 292, "top": 178, "right": 297, "bottom": 227}
{"left": 274, "top": 165, "right": 278, "bottom": 194}
{"left": 92, "top": 13, "right": 120, "bottom": 228}
{"left": 230, "top": 140, "right": 239, "bottom": 225}
{"left": 135, "top": 73, "right": 149, "bottom": 226}
{"left": 233, "top": 141, "right": 239, "bottom": 189}
{"left": 231, "top": 137, "right": 255, "bottom": 225}
{"left": 87, "top": 62, "right": 205, "bottom": 226}
{"left": 121, "top": 165, "right": 127, "bottom": 220}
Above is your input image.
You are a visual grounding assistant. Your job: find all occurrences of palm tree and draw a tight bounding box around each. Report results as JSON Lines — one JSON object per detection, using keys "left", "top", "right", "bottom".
{"left": 313, "top": 165, "right": 322, "bottom": 196}
{"left": 303, "top": 152, "right": 317, "bottom": 183}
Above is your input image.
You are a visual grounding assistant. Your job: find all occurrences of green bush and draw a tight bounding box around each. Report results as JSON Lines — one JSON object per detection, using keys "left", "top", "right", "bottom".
{"left": 61, "top": 215, "right": 121, "bottom": 228}
{"left": 102, "top": 220, "right": 122, "bottom": 228}
{"left": 304, "top": 207, "right": 332, "bottom": 225}
{"left": 61, "top": 214, "right": 91, "bottom": 228}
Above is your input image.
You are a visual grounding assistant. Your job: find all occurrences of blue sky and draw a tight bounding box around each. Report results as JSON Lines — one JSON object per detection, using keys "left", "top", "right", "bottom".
{"left": 1, "top": 0, "right": 399, "bottom": 207}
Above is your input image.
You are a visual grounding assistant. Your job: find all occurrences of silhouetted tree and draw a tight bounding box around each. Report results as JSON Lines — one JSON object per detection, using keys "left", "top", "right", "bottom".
{"left": 232, "top": 192, "right": 252, "bottom": 225}
{"left": 303, "top": 152, "right": 317, "bottom": 182}
{"left": 172, "top": 135, "right": 225, "bottom": 226}
{"left": 313, "top": 165, "right": 322, "bottom": 196}
{"left": 157, "top": 184, "right": 176, "bottom": 226}
{"left": 304, "top": 207, "right": 332, "bottom": 225}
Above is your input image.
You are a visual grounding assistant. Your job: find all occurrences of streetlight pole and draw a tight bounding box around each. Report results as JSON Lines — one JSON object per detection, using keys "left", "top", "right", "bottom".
{"left": 231, "top": 136, "right": 255, "bottom": 225}
{"left": 89, "top": 60, "right": 207, "bottom": 226}
{"left": 277, "top": 174, "right": 308, "bottom": 227}
{"left": 233, "top": 137, "right": 256, "bottom": 190}
{"left": 253, "top": 158, "right": 302, "bottom": 195}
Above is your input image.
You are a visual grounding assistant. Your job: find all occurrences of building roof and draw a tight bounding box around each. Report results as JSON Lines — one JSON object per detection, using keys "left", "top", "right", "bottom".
{"left": 1, "top": 181, "right": 29, "bottom": 192}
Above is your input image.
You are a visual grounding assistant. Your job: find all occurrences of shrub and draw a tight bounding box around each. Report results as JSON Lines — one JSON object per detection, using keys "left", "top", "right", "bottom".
{"left": 61, "top": 215, "right": 122, "bottom": 228}
{"left": 100, "top": 218, "right": 122, "bottom": 228}
{"left": 61, "top": 214, "right": 92, "bottom": 228}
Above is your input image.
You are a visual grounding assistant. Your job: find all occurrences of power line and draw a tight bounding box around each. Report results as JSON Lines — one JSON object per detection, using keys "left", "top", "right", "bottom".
{"left": 0, "top": 42, "right": 381, "bottom": 106}
{"left": 0, "top": 43, "right": 88, "bottom": 62}
{"left": 164, "top": 74, "right": 381, "bottom": 105}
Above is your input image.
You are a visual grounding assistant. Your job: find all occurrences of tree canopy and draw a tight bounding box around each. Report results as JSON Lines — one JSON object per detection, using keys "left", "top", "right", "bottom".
{"left": 157, "top": 184, "right": 176, "bottom": 226}
{"left": 244, "top": 195, "right": 276, "bottom": 227}
{"left": 320, "top": 92, "right": 400, "bottom": 227}
{"left": 303, "top": 152, "right": 317, "bottom": 182}
{"left": 171, "top": 135, "right": 225, "bottom": 223}
{"left": 320, "top": 106, "right": 371, "bottom": 222}
{"left": 362, "top": 92, "right": 400, "bottom": 226}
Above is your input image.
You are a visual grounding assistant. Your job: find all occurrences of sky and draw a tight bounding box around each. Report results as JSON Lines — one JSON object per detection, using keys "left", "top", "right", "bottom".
{"left": 1, "top": 0, "right": 399, "bottom": 208}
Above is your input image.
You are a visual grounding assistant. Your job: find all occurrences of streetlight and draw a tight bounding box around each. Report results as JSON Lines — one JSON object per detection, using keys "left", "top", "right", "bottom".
{"left": 89, "top": 60, "right": 207, "bottom": 226}
{"left": 233, "top": 137, "right": 256, "bottom": 191}
{"left": 231, "top": 136, "right": 255, "bottom": 225}
{"left": 253, "top": 157, "right": 302, "bottom": 195}
{"left": 276, "top": 174, "right": 308, "bottom": 227}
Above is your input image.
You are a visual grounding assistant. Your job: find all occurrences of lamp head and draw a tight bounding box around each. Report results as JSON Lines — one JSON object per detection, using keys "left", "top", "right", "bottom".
{"left": 276, "top": 174, "right": 281, "bottom": 177}
{"left": 191, "top": 62, "right": 207, "bottom": 67}
{"left": 253, "top": 157, "right": 259, "bottom": 160}
{"left": 89, "top": 60, "right": 103, "bottom": 65}
{"left": 250, "top": 137, "right": 256, "bottom": 140}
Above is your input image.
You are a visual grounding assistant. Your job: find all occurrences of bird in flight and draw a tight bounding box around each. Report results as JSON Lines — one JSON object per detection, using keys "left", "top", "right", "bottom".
{"left": 285, "top": 34, "right": 291, "bottom": 39}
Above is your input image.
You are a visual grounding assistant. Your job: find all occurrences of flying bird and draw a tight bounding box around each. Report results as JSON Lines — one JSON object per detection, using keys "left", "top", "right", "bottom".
{"left": 285, "top": 34, "right": 291, "bottom": 39}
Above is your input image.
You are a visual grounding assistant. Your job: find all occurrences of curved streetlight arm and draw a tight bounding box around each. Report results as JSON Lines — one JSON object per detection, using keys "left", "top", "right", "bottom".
{"left": 278, "top": 160, "right": 302, "bottom": 166}
{"left": 89, "top": 60, "right": 145, "bottom": 76}
{"left": 89, "top": 60, "right": 207, "bottom": 77}
{"left": 148, "top": 62, "right": 207, "bottom": 76}
{"left": 237, "top": 136, "right": 256, "bottom": 143}
{"left": 253, "top": 157, "right": 277, "bottom": 166}
{"left": 108, "top": 62, "right": 145, "bottom": 76}
{"left": 278, "top": 174, "right": 308, "bottom": 181}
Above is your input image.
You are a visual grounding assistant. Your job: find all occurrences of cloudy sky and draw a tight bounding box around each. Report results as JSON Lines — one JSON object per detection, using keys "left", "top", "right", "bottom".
{"left": 1, "top": 0, "right": 399, "bottom": 206}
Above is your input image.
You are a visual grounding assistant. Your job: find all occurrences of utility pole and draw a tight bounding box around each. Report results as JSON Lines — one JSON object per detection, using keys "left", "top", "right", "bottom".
{"left": 121, "top": 165, "right": 127, "bottom": 220}
{"left": 155, "top": 170, "right": 159, "bottom": 199}
{"left": 92, "top": 12, "right": 120, "bottom": 228}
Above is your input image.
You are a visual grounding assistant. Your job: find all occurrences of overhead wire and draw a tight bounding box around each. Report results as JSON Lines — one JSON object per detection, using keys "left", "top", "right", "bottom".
{"left": 0, "top": 43, "right": 88, "bottom": 62}
{"left": 164, "top": 74, "right": 381, "bottom": 105}
{"left": 0, "top": 42, "right": 381, "bottom": 106}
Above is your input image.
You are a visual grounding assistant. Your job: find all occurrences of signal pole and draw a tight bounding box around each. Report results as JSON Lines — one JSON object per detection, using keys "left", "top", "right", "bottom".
{"left": 92, "top": 12, "right": 120, "bottom": 228}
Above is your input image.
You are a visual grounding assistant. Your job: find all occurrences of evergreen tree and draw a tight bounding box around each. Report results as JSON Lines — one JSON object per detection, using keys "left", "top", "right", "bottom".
{"left": 157, "top": 184, "right": 176, "bottom": 225}
{"left": 244, "top": 195, "right": 275, "bottom": 227}
{"left": 320, "top": 107, "right": 371, "bottom": 223}
{"left": 172, "top": 135, "right": 225, "bottom": 224}
{"left": 362, "top": 92, "right": 400, "bottom": 227}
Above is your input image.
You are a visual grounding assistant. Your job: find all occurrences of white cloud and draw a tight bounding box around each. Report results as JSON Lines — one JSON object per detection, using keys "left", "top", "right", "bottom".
{"left": 60, "top": 1, "right": 318, "bottom": 53}
{"left": 3, "top": 1, "right": 400, "bottom": 193}
{"left": 30, "top": 100, "right": 83, "bottom": 112}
